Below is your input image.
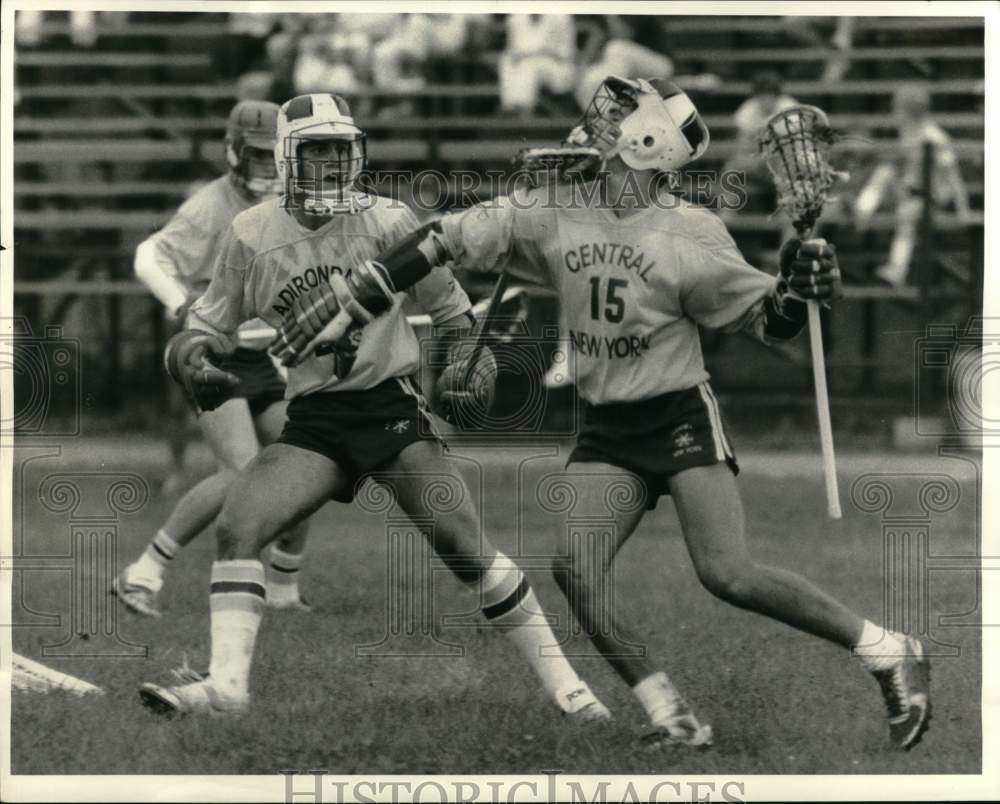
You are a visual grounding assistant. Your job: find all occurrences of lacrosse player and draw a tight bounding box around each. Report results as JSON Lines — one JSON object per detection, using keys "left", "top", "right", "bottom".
{"left": 139, "top": 93, "right": 608, "bottom": 721}
{"left": 114, "top": 100, "right": 313, "bottom": 617}
{"left": 273, "top": 78, "right": 932, "bottom": 751}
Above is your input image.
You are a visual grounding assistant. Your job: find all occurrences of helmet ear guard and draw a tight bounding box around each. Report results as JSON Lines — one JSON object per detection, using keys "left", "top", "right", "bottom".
{"left": 568, "top": 76, "right": 710, "bottom": 172}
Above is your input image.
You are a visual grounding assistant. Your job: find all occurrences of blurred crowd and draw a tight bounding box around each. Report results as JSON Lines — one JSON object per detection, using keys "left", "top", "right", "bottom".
{"left": 14, "top": 11, "right": 978, "bottom": 290}
{"left": 220, "top": 13, "right": 496, "bottom": 118}
{"left": 219, "top": 13, "right": 727, "bottom": 117}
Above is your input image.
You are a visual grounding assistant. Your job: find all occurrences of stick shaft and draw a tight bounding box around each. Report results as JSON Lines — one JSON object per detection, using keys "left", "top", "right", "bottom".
{"left": 463, "top": 272, "right": 510, "bottom": 384}
{"left": 807, "top": 300, "right": 841, "bottom": 519}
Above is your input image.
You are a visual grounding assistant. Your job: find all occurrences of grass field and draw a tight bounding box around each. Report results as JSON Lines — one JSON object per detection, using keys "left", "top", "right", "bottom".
{"left": 9, "top": 442, "right": 982, "bottom": 775}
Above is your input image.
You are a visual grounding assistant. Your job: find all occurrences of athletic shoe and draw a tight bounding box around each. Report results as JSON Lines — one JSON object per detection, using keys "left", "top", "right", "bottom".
{"left": 139, "top": 679, "right": 247, "bottom": 717}
{"left": 557, "top": 681, "right": 612, "bottom": 723}
{"left": 111, "top": 573, "right": 161, "bottom": 618}
{"left": 266, "top": 590, "right": 314, "bottom": 612}
{"left": 641, "top": 709, "right": 714, "bottom": 749}
{"left": 871, "top": 635, "right": 931, "bottom": 750}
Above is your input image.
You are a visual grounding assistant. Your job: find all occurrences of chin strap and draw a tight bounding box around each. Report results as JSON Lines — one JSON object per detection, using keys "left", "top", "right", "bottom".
{"left": 301, "top": 194, "right": 367, "bottom": 216}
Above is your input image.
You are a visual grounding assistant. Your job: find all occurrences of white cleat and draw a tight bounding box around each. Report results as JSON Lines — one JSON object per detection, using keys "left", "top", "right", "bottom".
{"left": 266, "top": 589, "right": 314, "bottom": 612}
{"left": 641, "top": 709, "right": 714, "bottom": 749}
{"left": 558, "top": 681, "right": 612, "bottom": 724}
{"left": 111, "top": 572, "right": 162, "bottom": 618}
{"left": 139, "top": 678, "right": 248, "bottom": 717}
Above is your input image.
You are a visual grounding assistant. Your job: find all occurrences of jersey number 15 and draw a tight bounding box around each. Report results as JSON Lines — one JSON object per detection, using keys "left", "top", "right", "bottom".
{"left": 589, "top": 277, "right": 627, "bottom": 323}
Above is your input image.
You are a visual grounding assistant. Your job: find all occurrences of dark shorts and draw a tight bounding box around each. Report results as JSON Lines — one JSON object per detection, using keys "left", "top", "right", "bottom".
{"left": 214, "top": 348, "right": 286, "bottom": 417}
{"left": 568, "top": 382, "right": 739, "bottom": 509}
{"left": 276, "top": 375, "right": 443, "bottom": 502}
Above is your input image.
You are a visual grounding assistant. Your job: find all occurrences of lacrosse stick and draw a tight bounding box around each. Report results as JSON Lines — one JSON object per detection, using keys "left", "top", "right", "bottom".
{"left": 758, "top": 105, "right": 848, "bottom": 520}
{"left": 514, "top": 146, "right": 604, "bottom": 186}
{"left": 462, "top": 271, "right": 511, "bottom": 387}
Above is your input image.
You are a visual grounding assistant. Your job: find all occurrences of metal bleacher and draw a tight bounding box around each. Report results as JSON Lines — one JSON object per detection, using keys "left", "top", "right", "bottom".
{"left": 11, "top": 12, "right": 986, "bottom": 412}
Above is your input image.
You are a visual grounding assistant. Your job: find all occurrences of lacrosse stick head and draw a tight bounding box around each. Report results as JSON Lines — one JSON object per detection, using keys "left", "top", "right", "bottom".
{"left": 513, "top": 146, "right": 605, "bottom": 187}
{"left": 757, "top": 105, "right": 842, "bottom": 236}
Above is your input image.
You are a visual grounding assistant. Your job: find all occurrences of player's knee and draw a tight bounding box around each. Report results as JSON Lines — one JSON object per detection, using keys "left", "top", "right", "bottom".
{"left": 215, "top": 466, "right": 242, "bottom": 487}
{"left": 216, "top": 504, "right": 273, "bottom": 560}
{"left": 695, "top": 558, "right": 758, "bottom": 604}
{"left": 216, "top": 454, "right": 254, "bottom": 475}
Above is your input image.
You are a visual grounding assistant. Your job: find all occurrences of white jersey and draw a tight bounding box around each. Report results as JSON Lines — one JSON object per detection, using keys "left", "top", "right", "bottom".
{"left": 151, "top": 175, "right": 262, "bottom": 296}
{"left": 191, "top": 196, "right": 470, "bottom": 398}
{"left": 438, "top": 185, "right": 777, "bottom": 404}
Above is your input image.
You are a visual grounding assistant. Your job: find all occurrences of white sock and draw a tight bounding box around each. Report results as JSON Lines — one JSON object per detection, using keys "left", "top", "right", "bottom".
{"left": 129, "top": 530, "right": 180, "bottom": 591}
{"left": 853, "top": 620, "right": 907, "bottom": 671}
{"left": 208, "top": 559, "right": 266, "bottom": 699}
{"left": 633, "top": 671, "right": 686, "bottom": 725}
{"left": 477, "top": 551, "right": 583, "bottom": 709}
{"left": 267, "top": 544, "right": 302, "bottom": 603}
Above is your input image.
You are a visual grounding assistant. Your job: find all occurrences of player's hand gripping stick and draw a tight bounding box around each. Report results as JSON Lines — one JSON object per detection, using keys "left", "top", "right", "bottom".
{"left": 269, "top": 260, "right": 398, "bottom": 367}
{"left": 164, "top": 329, "right": 240, "bottom": 413}
{"left": 779, "top": 237, "right": 843, "bottom": 519}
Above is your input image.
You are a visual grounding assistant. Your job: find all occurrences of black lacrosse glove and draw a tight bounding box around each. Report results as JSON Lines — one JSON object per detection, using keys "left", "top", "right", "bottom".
{"left": 435, "top": 340, "right": 498, "bottom": 429}
{"left": 164, "top": 329, "right": 239, "bottom": 413}
{"left": 318, "top": 319, "right": 364, "bottom": 379}
{"left": 778, "top": 237, "right": 843, "bottom": 305}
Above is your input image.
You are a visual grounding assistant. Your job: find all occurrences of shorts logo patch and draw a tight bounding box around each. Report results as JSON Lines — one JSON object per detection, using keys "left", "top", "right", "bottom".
{"left": 386, "top": 419, "right": 411, "bottom": 434}
{"left": 671, "top": 423, "right": 702, "bottom": 457}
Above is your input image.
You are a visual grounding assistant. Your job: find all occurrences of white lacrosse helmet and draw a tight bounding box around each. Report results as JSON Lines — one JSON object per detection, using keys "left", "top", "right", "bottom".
{"left": 566, "top": 76, "right": 710, "bottom": 171}
{"left": 276, "top": 93, "right": 367, "bottom": 215}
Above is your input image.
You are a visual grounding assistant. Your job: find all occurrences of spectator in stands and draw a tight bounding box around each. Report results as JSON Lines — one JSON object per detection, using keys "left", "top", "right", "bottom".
{"left": 15, "top": 9, "right": 127, "bottom": 48}
{"left": 371, "top": 14, "right": 473, "bottom": 117}
{"left": 219, "top": 13, "right": 279, "bottom": 79}
{"left": 779, "top": 16, "right": 856, "bottom": 81}
{"left": 498, "top": 14, "right": 577, "bottom": 116}
{"left": 854, "top": 85, "right": 972, "bottom": 288}
{"left": 292, "top": 15, "right": 367, "bottom": 96}
{"left": 714, "top": 72, "right": 798, "bottom": 221}
{"left": 574, "top": 15, "right": 718, "bottom": 112}
{"left": 733, "top": 71, "right": 799, "bottom": 155}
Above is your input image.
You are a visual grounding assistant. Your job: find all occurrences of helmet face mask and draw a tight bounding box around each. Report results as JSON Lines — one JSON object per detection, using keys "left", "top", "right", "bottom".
{"left": 276, "top": 94, "right": 368, "bottom": 216}
{"left": 225, "top": 100, "right": 281, "bottom": 199}
{"left": 567, "top": 76, "right": 710, "bottom": 172}
{"left": 567, "top": 76, "right": 639, "bottom": 155}
{"left": 227, "top": 142, "right": 280, "bottom": 197}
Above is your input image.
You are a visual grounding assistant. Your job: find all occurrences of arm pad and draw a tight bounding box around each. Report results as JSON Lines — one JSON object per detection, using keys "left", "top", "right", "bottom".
{"left": 377, "top": 220, "right": 452, "bottom": 286}
{"left": 135, "top": 237, "right": 191, "bottom": 317}
{"left": 333, "top": 221, "right": 455, "bottom": 320}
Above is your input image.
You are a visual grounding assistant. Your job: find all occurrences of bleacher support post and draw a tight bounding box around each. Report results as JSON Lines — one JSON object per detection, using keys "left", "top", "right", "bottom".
{"left": 918, "top": 141, "right": 936, "bottom": 304}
